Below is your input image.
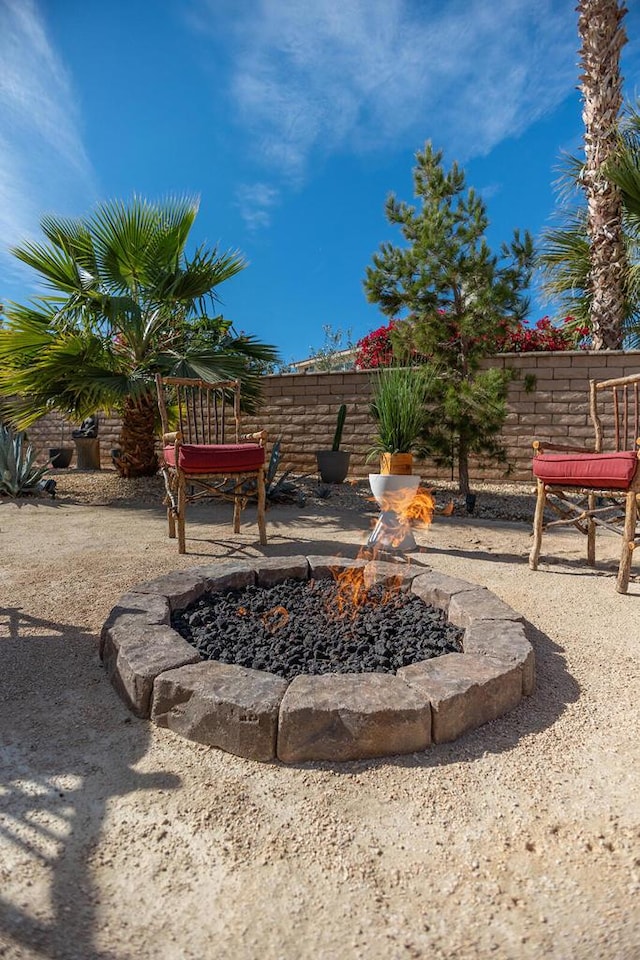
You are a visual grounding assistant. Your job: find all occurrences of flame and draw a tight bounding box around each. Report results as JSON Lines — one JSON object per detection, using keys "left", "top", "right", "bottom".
{"left": 236, "top": 606, "right": 248, "bottom": 616}
{"left": 331, "top": 561, "right": 405, "bottom": 618}
{"left": 377, "top": 485, "right": 435, "bottom": 526}
{"left": 261, "top": 605, "right": 289, "bottom": 633}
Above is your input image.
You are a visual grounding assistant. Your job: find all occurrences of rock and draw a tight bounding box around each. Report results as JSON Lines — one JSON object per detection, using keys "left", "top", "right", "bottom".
{"left": 363, "top": 560, "right": 423, "bottom": 590}
{"left": 102, "top": 622, "right": 200, "bottom": 718}
{"left": 253, "top": 555, "right": 310, "bottom": 587}
{"left": 447, "top": 588, "right": 522, "bottom": 629}
{"left": 399, "top": 652, "right": 522, "bottom": 744}
{"left": 411, "top": 572, "right": 479, "bottom": 612}
{"left": 129, "top": 562, "right": 255, "bottom": 611}
{"left": 151, "top": 662, "right": 288, "bottom": 761}
{"left": 306, "top": 555, "right": 367, "bottom": 580}
{"left": 277, "top": 673, "right": 431, "bottom": 762}
{"left": 99, "top": 592, "right": 171, "bottom": 657}
{"left": 463, "top": 620, "right": 536, "bottom": 696}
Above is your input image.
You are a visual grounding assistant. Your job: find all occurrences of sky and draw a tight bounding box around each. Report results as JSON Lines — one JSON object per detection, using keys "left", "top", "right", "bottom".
{"left": 1, "top": 0, "right": 640, "bottom": 366}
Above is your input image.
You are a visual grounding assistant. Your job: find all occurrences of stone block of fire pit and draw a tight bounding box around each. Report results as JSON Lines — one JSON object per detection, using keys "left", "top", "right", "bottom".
{"left": 101, "top": 622, "right": 200, "bottom": 718}
{"left": 254, "top": 555, "right": 310, "bottom": 587}
{"left": 411, "top": 571, "right": 482, "bottom": 613}
{"left": 277, "top": 673, "right": 431, "bottom": 763}
{"left": 151, "top": 662, "right": 288, "bottom": 761}
{"left": 447, "top": 588, "right": 522, "bottom": 629}
{"left": 399, "top": 653, "right": 522, "bottom": 744}
{"left": 99, "top": 591, "right": 171, "bottom": 658}
{"left": 129, "top": 562, "right": 255, "bottom": 611}
{"left": 306, "top": 555, "right": 367, "bottom": 580}
{"left": 464, "top": 620, "right": 535, "bottom": 696}
{"left": 363, "top": 560, "right": 427, "bottom": 590}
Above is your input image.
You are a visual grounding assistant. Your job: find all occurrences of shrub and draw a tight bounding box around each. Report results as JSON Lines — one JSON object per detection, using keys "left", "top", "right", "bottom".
{"left": 0, "top": 425, "right": 50, "bottom": 497}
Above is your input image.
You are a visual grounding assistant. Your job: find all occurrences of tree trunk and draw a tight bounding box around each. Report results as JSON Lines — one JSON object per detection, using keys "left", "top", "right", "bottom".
{"left": 115, "top": 392, "right": 158, "bottom": 478}
{"left": 457, "top": 435, "right": 471, "bottom": 497}
{"left": 578, "top": 0, "right": 628, "bottom": 349}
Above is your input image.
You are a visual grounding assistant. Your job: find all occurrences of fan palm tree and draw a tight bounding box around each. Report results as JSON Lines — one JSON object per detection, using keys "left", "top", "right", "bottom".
{"left": 576, "top": 0, "right": 628, "bottom": 349}
{"left": 538, "top": 101, "right": 640, "bottom": 347}
{"left": 0, "top": 196, "right": 279, "bottom": 476}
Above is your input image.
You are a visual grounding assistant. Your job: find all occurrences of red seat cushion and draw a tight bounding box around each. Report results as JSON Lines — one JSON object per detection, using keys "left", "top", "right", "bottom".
{"left": 532, "top": 451, "right": 638, "bottom": 490}
{"left": 163, "top": 443, "right": 265, "bottom": 474}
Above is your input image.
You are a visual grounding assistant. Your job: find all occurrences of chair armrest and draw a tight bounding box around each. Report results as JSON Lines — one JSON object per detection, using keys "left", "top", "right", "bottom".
{"left": 243, "top": 430, "right": 268, "bottom": 446}
{"left": 532, "top": 440, "right": 596, "bottom": 455}
{"left": 162, "top": 432, "right": 182, "bottom": 444}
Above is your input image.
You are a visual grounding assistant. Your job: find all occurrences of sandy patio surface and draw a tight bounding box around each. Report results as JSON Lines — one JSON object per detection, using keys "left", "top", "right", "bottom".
{"left": 1, "top": 477, "right": 640, "bottom": 960}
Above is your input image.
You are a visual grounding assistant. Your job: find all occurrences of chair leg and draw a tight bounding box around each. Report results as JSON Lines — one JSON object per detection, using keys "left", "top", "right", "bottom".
{"left": 616, "top": 489, "right": 637, "bottom": 594}
{"left": 587, "top": 492, "right": 596, "bottom": 566}
{"left": 257, "top": 467, "right": 267, "bottom": 546}
{"left": 167, "top": 505, "right": 176, "bottom": 539}
{"left": 233, "top": 493, "right": 241, "bottom": 534}
{"left": 177, "top": 475, "right": 187, "bottom": 554}
{"left": 529, "top": 479, "right": 546, "bottom": 570}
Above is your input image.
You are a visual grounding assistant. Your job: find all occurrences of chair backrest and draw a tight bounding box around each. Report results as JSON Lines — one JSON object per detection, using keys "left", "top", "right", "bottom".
{"left": 156, "top": 375, "right": 241, "bottom": 445}
{"left": 590, "top": 373, "right": 640, "bottom": 454}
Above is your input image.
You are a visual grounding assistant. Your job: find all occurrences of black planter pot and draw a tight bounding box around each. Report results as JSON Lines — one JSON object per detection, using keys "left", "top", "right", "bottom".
{"left": 49, "top": 447, "right": 73, "bottom": 469}
{"left": 316, "top": 450, "right": 351, "bottom": 484}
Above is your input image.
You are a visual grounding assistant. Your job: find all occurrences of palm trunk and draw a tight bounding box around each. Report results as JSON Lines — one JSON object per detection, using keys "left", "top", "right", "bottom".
{"left": 578, "top": 0, "right": 628, "bottom": 349}
{"left": 115, "top": 392, "right": 158, "bottom": 478}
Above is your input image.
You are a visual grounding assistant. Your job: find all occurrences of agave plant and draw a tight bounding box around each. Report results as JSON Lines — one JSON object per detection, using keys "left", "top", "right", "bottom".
{"left": 0, "top": 425, "right": 50, "bottom": 497}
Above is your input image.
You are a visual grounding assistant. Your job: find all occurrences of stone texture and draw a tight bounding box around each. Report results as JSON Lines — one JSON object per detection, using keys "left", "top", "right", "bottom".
{"left": 447, "top": 588, "right": 522, "bottom": 629}
{"left": 307, "top": 555, "right": 367, "bottom": 580}
{"left": 399, "top": 653, "right": 522, "bottom": 744}
{"left": 277, "top": 673, "right": 431, "bottom": 763}
{"left": 363, "top": 560, "right": 425, "bottom": 590}
{"left": 99, "top": 592, "right": 171, "bottom": 657}
{"left": 464, "top": 620, "right": 536, "bottom": 696}
{"left": 254, "top": 555, "right": 309, "bottom": 587}
{"left": 102, "top": 622, "right": 200, "bottom": 718}
{"left": 411, "top": 572, "right": 479, "bottom": 613}
{"left": 129, "top": 562, "right": 254, "bottom": 611}
{"left": 151, "top": 662, "right": 288, "bottom": 762}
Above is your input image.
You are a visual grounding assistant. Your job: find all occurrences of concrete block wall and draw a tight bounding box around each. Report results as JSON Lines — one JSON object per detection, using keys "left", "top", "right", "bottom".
{"left": 19, "top": 350, "right": 640, "bottom": 483}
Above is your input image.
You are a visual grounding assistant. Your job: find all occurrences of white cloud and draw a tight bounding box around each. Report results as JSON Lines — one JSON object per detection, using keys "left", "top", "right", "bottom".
{"left": 0, "top": 0, "right": 96, "bottom": 295}
{"left": 235, "top": 181, "right": 280, "bottom": 229}
{"left": 194, "top": 0, "right": 578, "bottom": 194}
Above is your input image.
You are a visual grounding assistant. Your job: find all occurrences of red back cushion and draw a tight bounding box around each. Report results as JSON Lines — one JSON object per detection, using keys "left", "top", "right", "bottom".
{"left": 532, "top": 451, "right": 638, "bottom": 490}
{"left": 163, "top": 443, "right": 265, "bottom": 474}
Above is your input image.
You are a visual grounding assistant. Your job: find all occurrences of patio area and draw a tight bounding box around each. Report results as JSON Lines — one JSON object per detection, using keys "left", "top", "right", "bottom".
{"left": 1, "top": 475, "right": 639, "bottom": 959}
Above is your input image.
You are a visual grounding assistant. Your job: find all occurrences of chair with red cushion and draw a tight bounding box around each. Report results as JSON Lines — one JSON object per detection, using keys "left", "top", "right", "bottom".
{"left": 156, "top": 375, "right": 267, "bottom": 553}
{"left": 530, "top": 373, "right": 640, "bottom": 593}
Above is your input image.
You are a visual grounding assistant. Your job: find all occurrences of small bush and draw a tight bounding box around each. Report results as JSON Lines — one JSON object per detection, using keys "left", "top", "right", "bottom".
{"left": 0, "top": 425, "right": 50, "bottom": 497}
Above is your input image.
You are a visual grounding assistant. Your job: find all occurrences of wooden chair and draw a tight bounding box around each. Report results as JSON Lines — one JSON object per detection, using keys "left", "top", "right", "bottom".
{"left": 529, "top": 372, "right": 640, "bottom": 593}
{"left": 155, "top": 375, "right": 267, "bottom": 553}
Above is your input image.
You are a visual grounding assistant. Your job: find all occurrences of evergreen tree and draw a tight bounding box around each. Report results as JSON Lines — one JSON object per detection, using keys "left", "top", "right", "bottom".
{"left": 364, "top": 142, "right": 534, "bottom": 495}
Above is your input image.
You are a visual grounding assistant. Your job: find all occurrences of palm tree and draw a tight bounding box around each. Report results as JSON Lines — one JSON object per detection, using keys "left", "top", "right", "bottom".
{"left": 0, "top": 196, "right": 279, "bottom": 476}
{"left": 538, "top": 101, "right": 640, "bottom": 347}
{"left": 577, "top": 0, "right": 628, "bottom": 349}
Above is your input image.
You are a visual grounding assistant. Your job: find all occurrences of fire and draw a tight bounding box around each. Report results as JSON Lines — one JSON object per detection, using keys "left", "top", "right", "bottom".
{"left": 261, "top": 605, "right": 289, "bottom": 633}
{"left": 368, "top": 484, "right": 435, "bottom": 551}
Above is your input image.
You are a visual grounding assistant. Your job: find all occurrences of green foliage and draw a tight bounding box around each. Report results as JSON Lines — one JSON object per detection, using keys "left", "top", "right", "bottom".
{"left": 308, "top": 325, "right": 354, "bottom": 371}
{"left": 364, "top": 142, "right": 534, "bottom": 493}
{"left": 367, "top": 366, "right": 435, "bottom": 460}
{"left": 0, "top": 425, "right": 50, "bottom": 497}
{"left": 332, "top": 404, "right": 347, "bottom": 451}
{"left": 264, "top": 438, "right": 304, "bottom": 504}
{"left": 0, "top": 196, "right": 280, "bottom": 474}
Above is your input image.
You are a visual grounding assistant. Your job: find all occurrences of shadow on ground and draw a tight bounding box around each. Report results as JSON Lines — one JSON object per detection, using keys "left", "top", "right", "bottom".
{"left": 0, "top": 607, "right": 180, "bottom": 959}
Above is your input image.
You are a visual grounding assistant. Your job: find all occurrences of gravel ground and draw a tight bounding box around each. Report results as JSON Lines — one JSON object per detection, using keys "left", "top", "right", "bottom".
{"left": 1, "top": 470, "right": 640, "bottom": 960}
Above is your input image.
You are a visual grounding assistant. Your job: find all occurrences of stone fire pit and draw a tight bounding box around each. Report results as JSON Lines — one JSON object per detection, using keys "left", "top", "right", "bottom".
{"left": 100, "top": 555, "right": 535, "bottom": 763}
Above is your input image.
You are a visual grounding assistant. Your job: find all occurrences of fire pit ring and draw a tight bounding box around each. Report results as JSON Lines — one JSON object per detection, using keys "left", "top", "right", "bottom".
{"left": 100, "top": 555, "right": 535, "bottom": 763}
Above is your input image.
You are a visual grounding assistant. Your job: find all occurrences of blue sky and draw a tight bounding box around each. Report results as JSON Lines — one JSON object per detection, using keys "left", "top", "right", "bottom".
{"left": 1, "top": 0, "right": 639, "bottom": 365}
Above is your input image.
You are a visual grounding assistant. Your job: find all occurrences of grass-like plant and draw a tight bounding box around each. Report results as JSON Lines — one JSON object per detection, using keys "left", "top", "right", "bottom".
{"left": 367, "top": 366, "right": 435, "bottom": 460}
{"left": 0, "top": 425, "right": 50, "bottom": 497}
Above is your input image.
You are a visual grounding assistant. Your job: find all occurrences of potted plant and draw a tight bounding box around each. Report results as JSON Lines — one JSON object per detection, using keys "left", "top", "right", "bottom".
{"left": 316, "top": 404, "right": 350, "bottom": 483}
{"left": 367, "top": 366, "right": 433, "bottom": 475}
{"left": 49, "top": 416, "right": 73, "bottom": 469}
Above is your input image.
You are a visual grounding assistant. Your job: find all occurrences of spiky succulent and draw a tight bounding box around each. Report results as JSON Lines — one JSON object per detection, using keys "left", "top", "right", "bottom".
{"left": 0, "top": 425, "right": 50, "bottom": 496}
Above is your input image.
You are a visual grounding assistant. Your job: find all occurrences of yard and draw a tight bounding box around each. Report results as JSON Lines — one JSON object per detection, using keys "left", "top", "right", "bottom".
{"left": 1, "top": 473, "right": 639, "bottom": 959}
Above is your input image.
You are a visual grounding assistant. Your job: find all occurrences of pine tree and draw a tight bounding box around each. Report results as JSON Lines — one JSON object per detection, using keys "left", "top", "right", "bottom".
{"left": 364, "top": 142, "right": 534, "bottom": 495}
